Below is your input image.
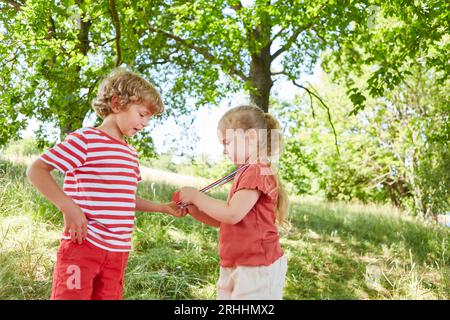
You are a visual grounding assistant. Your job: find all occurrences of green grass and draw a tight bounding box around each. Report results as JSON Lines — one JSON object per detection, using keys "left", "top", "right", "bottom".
{"left": 0, "top": 159, "right": 449, "bottom": 299}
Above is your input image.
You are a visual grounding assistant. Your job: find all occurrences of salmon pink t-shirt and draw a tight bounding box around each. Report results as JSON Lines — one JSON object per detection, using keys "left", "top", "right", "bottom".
{"left": 219, "top": 163, "right": 284, "bottom": 267}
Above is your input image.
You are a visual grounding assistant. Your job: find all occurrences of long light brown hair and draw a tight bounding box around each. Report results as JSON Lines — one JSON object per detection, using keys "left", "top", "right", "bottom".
{"left": 219, "top": 105, "right": 289, "bottom": 226}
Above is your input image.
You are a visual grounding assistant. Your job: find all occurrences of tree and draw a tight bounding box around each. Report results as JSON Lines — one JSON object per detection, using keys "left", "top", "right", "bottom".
{"left": 1, "top": 0, "right": 448, "bottom": 152}
{"left": 324, "top": 0, "right": 449, "bottom": 114}
{"left": 129, "top": 0, "right": 449, "bottom": 113}
{"left": 1, "top": 1, "right": 103, "bottom": 142}
{"left": 279, "top": 65, "right": 449, "bottom": 217}
{"left": 125, "top": 0, "right": 367, "bottom": 113}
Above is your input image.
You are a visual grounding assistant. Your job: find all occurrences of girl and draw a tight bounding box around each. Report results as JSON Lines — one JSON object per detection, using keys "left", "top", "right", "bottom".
{"left": 177, "top": 105, "right": 289, "bottom": 300}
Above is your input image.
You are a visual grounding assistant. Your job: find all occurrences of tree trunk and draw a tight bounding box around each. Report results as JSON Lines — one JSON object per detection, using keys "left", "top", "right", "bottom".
{"left": 249, "top": 44, "right": 273, "bottom": 113}
{"left": 59, "top": 113, "right": 85, "bottom": 141}
{"left": 60, "top": 123, "right": 75, "bottom": 141}
{"left": 385, "top": 181, "right": 400, "bottom": 207}
{"left": 58, "top": 0, "right": 91, "bottom": 141}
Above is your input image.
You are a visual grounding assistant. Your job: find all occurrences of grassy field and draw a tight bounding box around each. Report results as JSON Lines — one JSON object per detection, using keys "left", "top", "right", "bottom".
{"left": 0, "top": 158, "right": 449, "bottom": 300}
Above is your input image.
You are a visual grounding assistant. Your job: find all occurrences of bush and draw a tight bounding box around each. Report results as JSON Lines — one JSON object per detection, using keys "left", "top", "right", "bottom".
{"left": 2, "top": 138, "right": 41, "bottom": 157}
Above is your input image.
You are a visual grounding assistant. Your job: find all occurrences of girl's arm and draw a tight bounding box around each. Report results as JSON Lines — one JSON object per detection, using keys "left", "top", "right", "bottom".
{"left": 135, "top": 197, "right": 185, "bottom": 217}
{"left": 180, "top": 188, "right": 260, "bottom": 224}
{"left": 26, "top": 158, "right": 88, "bottom": 244}
{"left": 186, "top": 205, "right": 221, "bottom": 227}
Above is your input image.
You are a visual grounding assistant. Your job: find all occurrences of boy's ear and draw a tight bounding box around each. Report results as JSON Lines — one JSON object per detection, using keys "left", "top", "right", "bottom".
{"left": 110, "top": 95, "right": 121, "bottom": 113}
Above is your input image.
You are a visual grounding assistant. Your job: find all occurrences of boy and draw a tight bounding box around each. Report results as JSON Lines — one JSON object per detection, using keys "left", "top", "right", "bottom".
{"left": 27, "top": 68, "right": 182, "bottom": 299}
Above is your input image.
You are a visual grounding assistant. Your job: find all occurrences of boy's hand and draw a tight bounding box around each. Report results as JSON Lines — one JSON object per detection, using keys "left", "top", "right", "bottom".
{"left": 172, "top": 191, "right": 181, "bottom": 203}
{"left": 179, "top": 187, "right": 200, "bottom": 205}
{"left": 163, "top": 202, "right": 188, "bottom": 218}
{"left": 61, "top": 203, "right": 88, "bottom": 244}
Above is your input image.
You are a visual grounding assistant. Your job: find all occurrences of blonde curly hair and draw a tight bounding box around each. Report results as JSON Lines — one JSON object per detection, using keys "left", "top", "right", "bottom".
{"left": 92, "top": 68, "right": 164, "bottom": 119}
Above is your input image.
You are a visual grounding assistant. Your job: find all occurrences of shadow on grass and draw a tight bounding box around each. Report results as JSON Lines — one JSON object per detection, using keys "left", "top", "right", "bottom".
{"left": 284, "top": 252, "right": 365, "bottom": 299}
{"left": 127, "top": 213, "right": 220, "bottom": 299}
{"left": 289, "top": 202, "right": 449, "bottom": 266}
{"left": 2, "top": 160, "right": 448, "bottom": 299}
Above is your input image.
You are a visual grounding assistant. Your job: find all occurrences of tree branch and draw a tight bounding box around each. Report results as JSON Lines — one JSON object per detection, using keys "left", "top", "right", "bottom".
{"left": 0, "top": 48, "right": 20, "bottom": 70}
{"left": 147, "top": 24, "right": 248, "bottom": 81}
{"left": 75, "top": 2, "right": 91, "bottom": 56}
{"left": 292, "top": 79, "right": 339, "bottom": 154}
{"left": 108, "top": 0, "right": 122, "bottom": 67}
{"left": 95, "top": 37, "right": 116, "bottom": 47}
{"left": 230, "top": 0, "right": 243, "bottom": 11}
{"left": 271, "top": 27, "right": 304, "bottom": 62}
{"left": 1, "top": 0, "right": 22, "bottom": 11}
{"left": 270, "top": 70, "right": 286, "bottom": 76}
{"left": 311, "top": 27, "right": 327, "bottom": 45}
{"left": 231, "top": 1, "right": 266, "bottom": 60}
{"left": 270, "top": 26, "right": 287, "bottom": 44}
{"left": 270, "top": 2, "right": 329, "bottom": 62}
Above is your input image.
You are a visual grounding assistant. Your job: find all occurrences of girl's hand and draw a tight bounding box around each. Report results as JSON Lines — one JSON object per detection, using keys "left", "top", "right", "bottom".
{"left": 164, "top": 202, "right": 188, "bottom": 217}
{"left": 179, "top": 187, "right": 200, "bottom": 205}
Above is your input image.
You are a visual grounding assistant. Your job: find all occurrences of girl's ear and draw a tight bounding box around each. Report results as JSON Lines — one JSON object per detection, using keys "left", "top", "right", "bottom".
{"left": 110, "top": 95, "right": 121, "bottom": 113}
{"left": 246, "top": 128, "right": 260, "bottom": 154}
{"left": 246, "top": 128, "right": 259, "bottom": 142}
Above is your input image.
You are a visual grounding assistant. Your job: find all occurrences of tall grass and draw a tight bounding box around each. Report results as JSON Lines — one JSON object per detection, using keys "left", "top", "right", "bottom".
{"left": 1, "top": 158, "right": 449, "bottom": 299}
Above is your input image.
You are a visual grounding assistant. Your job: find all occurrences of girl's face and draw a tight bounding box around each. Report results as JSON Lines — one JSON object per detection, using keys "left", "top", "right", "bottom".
{"left": 218, "top": 125, "right": 259, "bottom": 165}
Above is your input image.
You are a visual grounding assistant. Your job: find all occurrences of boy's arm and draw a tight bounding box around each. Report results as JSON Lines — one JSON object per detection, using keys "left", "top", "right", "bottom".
{"left": 26, "top": 158, "right": 87, "bottom": 244}
{"left": 181, "top": 188, "right": 260, "bottom": 224}
{"left": 186, "top": 205, "right": 221, "bottom": 228}
{"left": 135, "top": 197, "right": 164, "bottom": 212}
{"left": 135, "top": 197, "right": 185, "bottom": 217}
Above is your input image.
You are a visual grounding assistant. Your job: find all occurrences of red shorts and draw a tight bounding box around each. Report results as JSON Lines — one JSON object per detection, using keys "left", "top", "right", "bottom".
{"left": 51, "top": 239, "right": 129, "bottom": 300}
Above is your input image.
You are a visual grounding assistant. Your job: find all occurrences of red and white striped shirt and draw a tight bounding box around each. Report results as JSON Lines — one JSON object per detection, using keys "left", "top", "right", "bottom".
{"left": 40, "top": 127, "right": 141, "bottom": 252}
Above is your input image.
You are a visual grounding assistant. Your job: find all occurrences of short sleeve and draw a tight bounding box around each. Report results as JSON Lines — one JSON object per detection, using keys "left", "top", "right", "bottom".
{"left": 136, "top": 165, "right": 142, "bottom": 182}
{"left": 40, "top": 130, "right": 88, "bottom": 173}
{"left": 129, "top": 146, "right": 142, "bottom": 182}
{"left": 234, "top": 164, "right": 278, "bottom": 201}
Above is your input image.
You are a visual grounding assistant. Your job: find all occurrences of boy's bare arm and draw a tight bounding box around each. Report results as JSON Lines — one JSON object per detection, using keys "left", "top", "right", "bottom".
{"left": 135, "top": 197, "right": 185, "bottom": 217}
{"left": 186, "top": 205, "right": 221, "bottom": 227}
{"left": 26, "top": 158, "right": 87, "bottom": 244}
